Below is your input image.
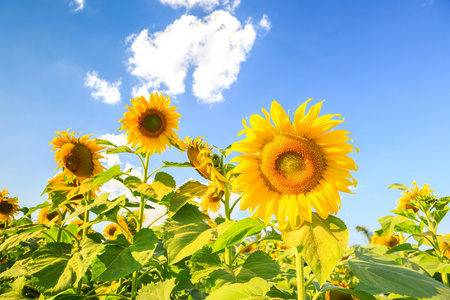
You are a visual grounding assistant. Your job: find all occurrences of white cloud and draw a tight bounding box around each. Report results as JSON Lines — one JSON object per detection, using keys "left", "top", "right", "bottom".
{"left": 99, "top": 133, "right": 128, "bottom": 147}
{"left": 85, "top": 71, "right": 122, "bottom": 104}
{"left": 259, "top": 14, "right": 271, "bottom": 31}
{"left": 158, "top": 0, "right": 240, "bottom": 12}
{"left": 127, "top": 10, "right": 258, "bottom": 103}
{"left": 70, "top": 0, "right": 85, "bottom": 12}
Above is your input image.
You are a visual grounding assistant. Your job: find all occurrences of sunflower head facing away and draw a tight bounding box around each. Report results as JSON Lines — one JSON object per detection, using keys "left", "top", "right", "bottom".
{"left": 201, "top": 183, "right": 224, "bottom": 213}
{"left": 50, "top": 130, "right": 105, "bottom": 179}
{"left": 396, "top": 180, "right": 433, "bottom": 212}
{"left": 371, "top": 233, "right": 400, "bottom": 248}
{"left": 231, "top": 100, "right": 358, "bottom": 229}
{"left": 119, "top": 92, "right": 181, "bottom": 154}
{"left": 183, "top": 137, "right": 227, "bottom": 189}
{"left": 0, "top": 189, "right": 20, "bottom": 223}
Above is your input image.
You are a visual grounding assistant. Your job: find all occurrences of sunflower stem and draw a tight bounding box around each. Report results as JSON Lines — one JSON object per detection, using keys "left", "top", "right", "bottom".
{"left": 132, "top": 153, "right": 151, "bottom": 300}
{"left": 295, "top": 249, "right": 306, "bottom": 300}
{"left": 223, "top": 157, "right": 233, "bottom": 267}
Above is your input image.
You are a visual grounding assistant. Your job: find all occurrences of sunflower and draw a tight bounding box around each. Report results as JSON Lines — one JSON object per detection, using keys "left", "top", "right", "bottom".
{"left": 37, "top": 207, "right": 61, "bottom": 225}
{"left": 104, "top": 223, "right": 120, "bottom": 239}
{"left": 201, "top": 183, "right": 224, "bottom": 213}
{"left": 439, "top": 235, "right": 450, "bottom": 258}
{"left": 231, "top": 100, "right": 357, "bottom": 229}
{"left": 396, "top": 181, "right": 433, "bottom": 212}
{"left": 119, "top": 92, "right": 181, "bottom": 154}
{"left": 50, "top": 130, "right": 105, "bottom": 179}
{"left": 0, "top": 189, "right": 19, "bottom": 223}
{"left": 325, "top": 281, "right": 357, "bottom": 300}
{"left": 371, "top": 233, "right": 399, "bottom": 248}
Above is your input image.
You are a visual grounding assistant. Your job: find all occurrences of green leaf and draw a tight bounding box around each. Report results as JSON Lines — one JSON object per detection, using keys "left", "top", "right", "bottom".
{"left": 388, "top": 183, "right": 408, "bottom": 191}
{"left": 93, "top": 165, "right": 122, "bottom": 186}
{"left": 27, "top": 243, "right": 84, "bottom": 295}
{"left": 163, "top": 161, "right": 192, "bottom": 168}
{"left": 394, "top": 220, "right": 423, "bottom": 235}
{"left": 431, "top": 206, "right": 449, "bottom": 225}
{"left": 190, "top": 247, "right": 226, "bottom": 282}
{"left": 162, "top": 204, "right": 214, "bottom": 264}
{"left": 410, "top": 252, "right": 443, "bottom": 275}
{"left": 378, "top": 215, "right": 406, "bottom": 237}
{"left": 204, "top": 277, "right": 270, "bottom": 300}
{"left": 137, "top": 278, "right": 176, "bottom": 300}
{"left": 0, "top": 229, "right": 43, "bottom": 252}
{"left": 236, "top": 251, "right": 280, "bottom": 282}
{"left": 281, "top": 213, "right": 348, "bottom": 285}
{"left": 436, "top": 263, "right": 450, "bottom": 273}
{"left": 386, "top": 243, "right": 418, "bottom": 254}
{"left": 151, "top": 172, "right": 176, "bottom": 200}
{"left": 168, "top": 181, "right": 209, "bottom": 217}
{"left": 63, "top": 193, "right": 110, "bottom": 222}
{"left": 349, "top": 250, "right": 450, "bottom": 299}
{"left": 319, "top": 282, "right": 376, "bottom": 300}
{"left": 390, "top": 208, "right": 417, "bottom": 220}
{"left": 96, "top": 139, "right": 117, "bottom": 147}
{"left": 212, "top": 218, "right": 266, "bottom": 253}
{"left": 91, "top": 229, "right": 158, "bottom": 281}
{"left": 106, "top": 145, "right": 134, "bottom": 154}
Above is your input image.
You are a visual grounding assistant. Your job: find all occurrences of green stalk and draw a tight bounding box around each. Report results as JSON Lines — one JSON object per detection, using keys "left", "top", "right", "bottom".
{"left": 131, "top": 153, "right": 151, "bottom": 299}
{"left": 295, "top": 250, "right": 306, "bottom": 300}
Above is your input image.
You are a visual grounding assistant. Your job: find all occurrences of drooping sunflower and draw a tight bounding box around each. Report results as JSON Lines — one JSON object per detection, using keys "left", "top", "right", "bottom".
{"left": 439, "top": 235, "right": 450, "bottom": 259}
{"left": 201, "top": 183, "right": 224, "bottom": 213}
{"left": 50, "top": 130, "right": 105, "bottom": 179}
{"left": 325, "top": 281, "right": 357, "bottom": 300}
{"left": 396, "top": 180, "right": 433, "bottom": 212}
{"left": 0, "top": 189, "right": 20, "bottom": 223}
{"left": 371, "top": 233, "right": 400, "bottom": 248}
{"left": 231, "top": 100, "right": 358, "bottom": 229}
{"left": 104, "top": 223, "right": 120, "bottom": 239}
{"left": 37, "top": 207, "right": 61, "bottom": 225}
{"left": 119, "top": 92, "right": 181, "bottom": 154}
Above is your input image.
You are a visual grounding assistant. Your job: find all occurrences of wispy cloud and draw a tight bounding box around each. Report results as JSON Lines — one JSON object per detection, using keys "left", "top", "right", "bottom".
{"left": 127, "top": 10, "right": 264, "bottom": 103}
{"left": 259, "top": 14, "right": 271, "bottom": 32}
{"left": 70, "top": 0, "right": 85, "bottom": 12}
{"left": 85, "top": 71, "right": 122, "bottom": 104}
{"left": 158, "top": 0, "right": 240, "bottom": 12}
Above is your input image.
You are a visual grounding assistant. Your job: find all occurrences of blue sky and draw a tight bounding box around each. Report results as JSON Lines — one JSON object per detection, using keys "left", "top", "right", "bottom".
{"left": 1, "top": 0, "right": 450, "bottom": 245}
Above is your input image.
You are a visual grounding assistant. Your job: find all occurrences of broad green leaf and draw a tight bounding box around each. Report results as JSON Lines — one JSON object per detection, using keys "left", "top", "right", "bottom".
{"left": 91, "top": 229, "right": 158, "bottom": 281}
{"left": 265, "top": 285, "right": 296, "bottom": 299}
{"left": 213, "top": 218, "right": 266, "bottom": 252}
{"left": 390, "top": 208, "right": 417, "bottom": 220}
{"left": 43, "top": 225, "right": 78, "bottom": 244}
{"left": 63, "top": 193, "right": 110, "bottom": 222}
{"left": 0, "top": 260, "right": 30, "bottom": 280}
{"left": 136, "top": 278, "right": 176, "bottom": 300}
{"left": 27, "top": 243, "right": 84, "bottom": 295}
{"left": 236, "top": 251, "right": 280, "bottom": 282}
{"left": 349, "top": 250, "right": 450, "bottom": 299}
{"left": 96, "top": 139, "right": 116, "bottom": 147}
{"left": 66, "top": 178, "right": 94, "bottom": 200}
{"left": 168, "top": 181, "right": 209, "bottom": 217}
{"left": 410, "top": 252, "right": 443, "bottom": 275}
{"left": 163, "top": 161, "right": 192, "bottom": 168}
{"left": 162, "top": 204, "right": 214, "bottom": 264}
{"left": 388, "top": 183, "right": 408, "bottom": 191}
{"left": 378, "top": 215, "right": 406, "bottom": 237}
{"left": 89, "top": 195, "right": 127, "bottom": 217}
{"left": 150, "top": 172, "right": 176, "bottom": 200}
{"left": 106, "top": 145, "right": 134, "bottom": 154}
{"left": 79, "top": 237, "right": 104, "bottom": 273}
{"left": 386, "top": 243, "right": 418, "bottom": 254}
{"left": 281, "top": 213, "right": 348, "bottom": 285}
{"left": 190, "top": 247, "right": 226, "bottom": 282}
{"left": 0, "top": 229, "right": 43, "bottom": 252}
{"left": 319, "top": 282, "right": 376, "bottom": 300}
{"left": 92, "top": 165, "right": 122, "bottom": 187}
{"left": 205, "top": 277, "right": 270, "bottom": 300}
{"left": 431, "top": 206, "right": 449, "bottom": 225}
{"left": 394, "top": 220, "right": 423, "bottom": 235}
{"left": 436, "top": 263, "right": 450, "bottom": 273}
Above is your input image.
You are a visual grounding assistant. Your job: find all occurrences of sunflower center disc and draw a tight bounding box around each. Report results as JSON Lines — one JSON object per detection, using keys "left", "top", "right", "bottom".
{"left": 60, "top": 143, "right": 94, "bottom": 178}
{"left": 142, "top": 113, "right": 164, "bottom": 135}
{"left": 108, "top": 227, "right": 117, "bottom": 236}
{"left": 260, "top": 134, "right": 326, "bottom": 195}
{"left": 0, "top": 201, "right": 13, "bottom": 214}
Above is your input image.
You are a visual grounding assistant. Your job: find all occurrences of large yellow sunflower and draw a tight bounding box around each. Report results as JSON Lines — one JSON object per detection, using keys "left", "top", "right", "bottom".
{"left": 0, "top": 189, "right": 20, "bottom": 223}
{"left": 396, "top": 180, "right": 433, "bottom": 212}
{"left": 231, "top": 100, "right": 357, "bottom": 229}
{"left": 50, "top": 130, "right": 105, "bottom": 179}
{"left": 119, "top": 92, "right": 181, "bottom": 154}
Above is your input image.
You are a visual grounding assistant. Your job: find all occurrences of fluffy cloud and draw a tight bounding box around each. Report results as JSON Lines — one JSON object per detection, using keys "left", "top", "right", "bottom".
{"left": 159, "top": 0, "right": 240, "bottom": 12}
{"left": 85, "top": 71, "right": 122, "bottom": 104}
{"left": 259, "top": 14, "right": 271, "bottom": 31}
{"left": 127, "top": 10, "right": 263, "bottom": 103}
{"left": 70, "top": 0, "right": 85, "bottom": 12}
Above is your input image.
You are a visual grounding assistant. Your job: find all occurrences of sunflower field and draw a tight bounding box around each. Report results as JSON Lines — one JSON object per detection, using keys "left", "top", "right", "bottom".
{"left": 1, "top": 93, "right": 450, "bottom": 300}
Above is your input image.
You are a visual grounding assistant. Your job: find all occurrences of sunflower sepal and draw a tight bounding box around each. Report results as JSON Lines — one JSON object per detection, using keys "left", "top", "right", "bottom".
{"left": 281, "top": 213, "right": 348, "bottom": 285}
